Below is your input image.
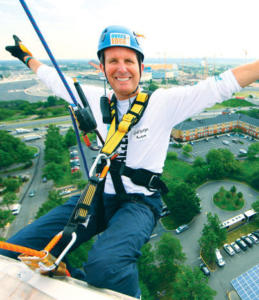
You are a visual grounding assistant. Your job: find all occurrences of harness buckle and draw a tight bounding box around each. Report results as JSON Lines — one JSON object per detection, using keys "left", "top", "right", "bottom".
{"left": 118, "top": 114, "right": 135, "bottom": 133}
{"left": 147, "top": 175, "right": 159, "bottom": 192}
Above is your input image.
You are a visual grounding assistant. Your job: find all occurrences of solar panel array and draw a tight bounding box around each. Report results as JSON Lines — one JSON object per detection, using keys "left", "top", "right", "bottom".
{"left": 231, "top": 264, "right": 259, "bottom": 300}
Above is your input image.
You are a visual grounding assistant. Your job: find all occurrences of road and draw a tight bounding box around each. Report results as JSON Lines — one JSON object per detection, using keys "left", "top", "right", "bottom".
{"left": 5, "top": 140, "right": 53, "bottom": 238}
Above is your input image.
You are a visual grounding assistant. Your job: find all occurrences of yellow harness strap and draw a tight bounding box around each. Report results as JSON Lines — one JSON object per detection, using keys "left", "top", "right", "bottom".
{"left": 101, "top": 92, "right": 149, "bottom": 155}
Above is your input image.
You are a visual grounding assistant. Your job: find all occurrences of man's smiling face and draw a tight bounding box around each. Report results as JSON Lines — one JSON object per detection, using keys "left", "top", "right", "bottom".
{"left": 100, "top": 47, "right": 143, "bottom": 100}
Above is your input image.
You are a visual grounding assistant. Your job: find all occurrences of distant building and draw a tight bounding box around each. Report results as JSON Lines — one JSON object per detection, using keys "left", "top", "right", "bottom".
{"left": 172, "top": 114, "right": 259, "bottom": 141}
{"left": 144, "top": 64, "right": 178, "bottom": 80}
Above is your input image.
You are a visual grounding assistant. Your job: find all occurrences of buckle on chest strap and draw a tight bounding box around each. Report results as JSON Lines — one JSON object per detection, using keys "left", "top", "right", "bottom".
{"left": 118, "top": 114, "right": 135, "bottom": 133}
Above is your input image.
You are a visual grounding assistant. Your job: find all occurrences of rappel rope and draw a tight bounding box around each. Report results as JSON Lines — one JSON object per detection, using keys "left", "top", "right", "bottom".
{"left": 19, "top": 0, "right": 90, "bottom": 178}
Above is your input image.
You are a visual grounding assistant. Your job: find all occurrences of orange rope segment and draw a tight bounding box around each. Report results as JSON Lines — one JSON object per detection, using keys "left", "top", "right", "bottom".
{"left": 0, "top": 241, "right": 45, "bottom": 258}
{"left": 44, "top": 232, "right": 63, "bottom": 252}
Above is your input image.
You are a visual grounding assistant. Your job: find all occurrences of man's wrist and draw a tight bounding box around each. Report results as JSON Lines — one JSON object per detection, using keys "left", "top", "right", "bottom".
{"left": 24, "top": 55, "right": 33, "bottom": 67}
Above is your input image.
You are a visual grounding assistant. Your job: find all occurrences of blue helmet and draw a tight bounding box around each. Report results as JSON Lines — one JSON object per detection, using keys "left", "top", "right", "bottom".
{"left": 97, "top": 25, "right": 144, "bottom": 62}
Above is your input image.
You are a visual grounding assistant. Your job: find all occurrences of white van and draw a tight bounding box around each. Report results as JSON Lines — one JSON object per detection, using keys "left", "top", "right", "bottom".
{"left": 215, "top": 248, "right": 225, "bottom": 267}
{"left": 11, "top": 204, "right": 21, "bottom": 215}
{"left": 239, "top": 149, "right": 247, "bottom": 154}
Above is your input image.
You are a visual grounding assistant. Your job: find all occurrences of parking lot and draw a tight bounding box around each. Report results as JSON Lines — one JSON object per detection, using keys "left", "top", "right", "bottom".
{"left": 171, "top": 133, "right": 258, "bottom": 161}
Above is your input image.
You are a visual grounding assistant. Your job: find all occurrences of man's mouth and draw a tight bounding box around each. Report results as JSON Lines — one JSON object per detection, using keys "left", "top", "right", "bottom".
{"left": 116, "top": 77, "right": 130, "bottom": 81}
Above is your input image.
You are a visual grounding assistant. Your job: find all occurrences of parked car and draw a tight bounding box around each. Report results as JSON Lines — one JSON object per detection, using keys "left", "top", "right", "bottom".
{"left": 70, "top": 156, "right": 79, "bottom": 161}
{"left": 175, "top": 224, "right": 189, "bottom": 234}
{"left": 215, "top": 248, "right": 225, "bottom": 267}
{"left": 160, "top": 210, "right": 171, "bottom": 218}
{"left": 59, "top": 189, "right": 71, "bottom": 196}
{"left": 11, "top": 204, "right": 21, "bottom": 215}
{"left": 252, "top": 231, "right": 259, "bottom": 239}
{"left": 42, "top": 176, "right": 47, "bottom": 183}
{"left": 200, "top": 263, "right": 210, "bottom": 276}
{"left": 223, "top": 244, "right": 235, "bottom": 256}
{"left": 230, "top": 242, "right": 241, "bottom": 253}
{"left": 241, "top": 235, "right": 253, "bottom": 248}
{"left": 70, "top": 160, "right": 80, "bottom": 167}
{"left": 71, "top": 166, "right": 80, "bottom": 173}
{"left": 236, "top": 238, "right": 248, "bottom": 251}
{"left": 29, "top": 190, "right": 35, "bottom": 197}
{"left": 247, "top": 233, "right": 259, "bottom": 244}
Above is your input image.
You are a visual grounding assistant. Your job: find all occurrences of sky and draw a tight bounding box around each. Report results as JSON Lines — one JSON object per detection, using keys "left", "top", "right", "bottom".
{"left": 0, "top": 0, "right": 259, "bottom": 62}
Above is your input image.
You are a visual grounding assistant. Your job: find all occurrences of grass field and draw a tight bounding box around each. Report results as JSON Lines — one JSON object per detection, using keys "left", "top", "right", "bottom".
{"left": 239, "top": 159, "right": 259, "bottom": 178}
{"left": 162, "top": 157, "right": 193, "bottom": 183}
{"left": 226, "top": 221, "right": 258, "bottom": 244}
{"left": 234, "top": 90, "right": 259, "bottom": 97}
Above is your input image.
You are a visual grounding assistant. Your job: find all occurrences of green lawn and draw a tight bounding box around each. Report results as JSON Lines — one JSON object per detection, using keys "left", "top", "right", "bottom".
{"left": 226, "top": 221, "right": 258, "bottom": 243}
{"left": 239, "top": 159, "right": 259, "bottom": 178}
{"left": 162, "top": 157, "right": 193, "bottom": 183}
{"left": 234, "top": 90, "right": 259, "bottom": 97}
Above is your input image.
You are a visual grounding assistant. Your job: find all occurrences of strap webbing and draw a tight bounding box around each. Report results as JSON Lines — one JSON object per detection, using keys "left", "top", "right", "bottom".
{"left": 101, "top": 92, "right": 150, "bottom": 156}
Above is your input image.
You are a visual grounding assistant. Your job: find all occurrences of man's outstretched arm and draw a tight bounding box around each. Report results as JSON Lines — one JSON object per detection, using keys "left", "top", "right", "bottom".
{"left": 232, "top": 60, "right": 259, "bottom": 88}
{"left": 5, "top": 34, "right": 42, "bottom": 73}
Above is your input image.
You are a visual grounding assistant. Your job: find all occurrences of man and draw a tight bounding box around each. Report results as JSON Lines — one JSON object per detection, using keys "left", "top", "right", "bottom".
{"left": 1, "top": 25, "right": 259, "bottom": 298}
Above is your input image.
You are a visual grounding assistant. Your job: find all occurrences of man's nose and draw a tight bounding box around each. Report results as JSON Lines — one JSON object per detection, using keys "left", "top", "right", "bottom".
{"left": 117, "top": 62, "right": 127, "bottom": 73}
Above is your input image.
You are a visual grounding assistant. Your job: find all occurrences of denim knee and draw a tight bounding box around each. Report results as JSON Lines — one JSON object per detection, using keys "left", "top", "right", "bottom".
{"left": 84, "top": 250, "right": 139, "bottom": 297}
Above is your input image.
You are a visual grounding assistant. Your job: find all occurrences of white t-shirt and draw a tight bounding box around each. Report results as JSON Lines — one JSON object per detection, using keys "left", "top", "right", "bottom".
{"left": 37, "top": 66, "right": 241, "bottom": 195}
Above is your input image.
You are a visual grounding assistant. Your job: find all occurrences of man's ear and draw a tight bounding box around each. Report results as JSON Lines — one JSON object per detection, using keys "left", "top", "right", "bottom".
{"left": 100, "top": 63, "right": 105, "bottom": 73}
{"left": 141, "top": 63, "right": 144, "bottom": 73}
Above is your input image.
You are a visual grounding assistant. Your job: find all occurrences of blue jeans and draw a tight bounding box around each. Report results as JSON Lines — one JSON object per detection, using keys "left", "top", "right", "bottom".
{"left": 0, "top": 192, "right": 162, "bottom": 298}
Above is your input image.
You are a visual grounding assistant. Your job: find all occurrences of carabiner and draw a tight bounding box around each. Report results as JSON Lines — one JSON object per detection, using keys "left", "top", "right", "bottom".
{"left": 38, "top": 232, "right": 77, "bottom": 273}
{"left": 89, "top": 153, "right": 111, "bottom": 178}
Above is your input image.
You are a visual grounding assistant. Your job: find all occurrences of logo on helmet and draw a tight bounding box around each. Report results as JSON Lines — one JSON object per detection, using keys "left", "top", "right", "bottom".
{"left": 110, "top": 33, "right": 130, "bottom": 46}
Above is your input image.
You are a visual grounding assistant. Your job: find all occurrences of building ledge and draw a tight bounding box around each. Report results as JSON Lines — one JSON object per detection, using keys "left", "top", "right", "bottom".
{"left": 0, "top": 255, "right": 136, "bottom": 300}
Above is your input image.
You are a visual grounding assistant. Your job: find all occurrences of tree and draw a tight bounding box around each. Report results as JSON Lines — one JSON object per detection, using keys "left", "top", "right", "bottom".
{"left": 155, "top": 233, "right": 186, "bottom": 297}
{"left": 44, "top": 148, "right": 64, "bottom": 164}
{"left": 46, "top": 96, "right": 58, "bottom": 107}
{"left": 147, "top": 82, "right": 159, "bottom": 92}
{"left": 1, "top": 192, "right": 17, "bottom": 209}
{"left": 76, "top": 179, "right": 88, "bottom": 190}
{"left": 199, "top": 213, "right": 227, "bottom": 264}
{"left": 230, "top": 185, "right": 236, "bottom": 195}
{"left": 186, "top": 166, "right": 208, "bottom": 187}
{"left": 193, "top": 156, "right": 206, "bottom": 167}
{"left": 250, "top": 170, "right": 259, "bottom": 190}
{"left": 207, "top": 213, "right": 226, "bottom": 247}
{"left": 0, "top": 130, "right": 33, "bottom": 168}
{"left": 138, "top": 243, "right": 159, "bottom": 297}
{"left": 36, "top": 190, "right": 64, "bottom": 219}
{"left": 64, "top": 127, "right": 77, "bottom": 148}
{"left": 237, "top": 191, "right": 243, "bottom": 199}
{"left": 199, "top": 230, "right": 218, "bottom": 264}
{"left": 247, "top": 142, "right": 259, "bottom": 160}
{"left": 43, "top": 162, "right": 65, "bottom": 182}
{"left": 0, "top": 149, "right": 13, "bottom": 168}
{"left": 171, "top": 265, "right": 217, "bottom": 300}
{"left": 44, "top": 125, "right": 64, "bottom": 153}
{"left": 167, "top": 182, "right": 200, "bottom": 224}
{"left": 3, "top": 177, "right": 21, "bottom": 192}
{"left": 0, "top": 210, "right": 14, "bottom": 228}
{"left": 182, "top": 144, "right": 192, "bottom": 157}
{"left": 206, "top": 148, "right": 240, "bottom": 179}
